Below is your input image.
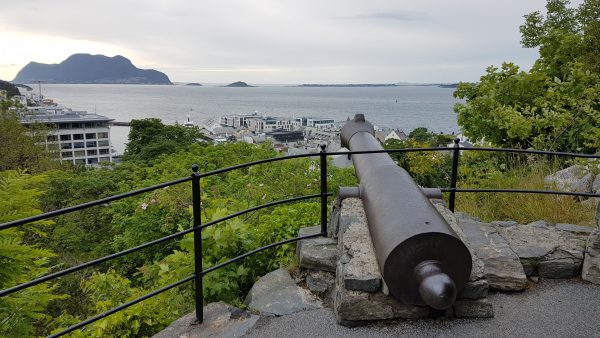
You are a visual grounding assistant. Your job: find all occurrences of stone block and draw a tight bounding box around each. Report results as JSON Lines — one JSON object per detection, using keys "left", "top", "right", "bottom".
{"left": 306, "top": 270, "right": 335, "bottom": 293}
{"left": 592, "top": 174, "right": 600, "bottom": 193}
{"left": 244, "top": 269, "right": 322, "bottom": 316}
{"left": 491, "top": 220, "right": 519, "bottom": 228}
{"left": 458, "top": 219, "right": 527, "bottom": 291}
{"left": 555, "top": 223, "right": 596, "bottom": 235}
{"left": 527, "top": 220, "right": 550, "bottom": 229}
{"left": 337, "top": 205, "right": 382, "bottom": 292}
{"left": 538, "top": 249, "right": 583, "bottom": 278}
{"left": 153, "top": 302, "right": 259, "bottom": 338}
{"left": 296, "top": 226, "right": 338, "bottom": 272}
{"left": 334, "top": 282, "right": 430, "bottom": 324}
{"left": 495, "top": 223, "right": 586, "bottom": 278}
{"left": 457, "top": 279, "right": 489, "bottom": 300}
{"left": 337, "top": 198, "right": 365, "bottom": 238}
{"left": 582, "top": 230, "right": 600, "bottom": 284}
{"left": 544, "top": 165, "right": 591, "bottom": 192}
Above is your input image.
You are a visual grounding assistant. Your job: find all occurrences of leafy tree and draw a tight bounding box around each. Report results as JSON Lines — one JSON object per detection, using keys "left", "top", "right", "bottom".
{"left": 124, "top": 118, "right": 209, "bottom": 163}
{"left": 384, "top": 139, "right": 451, "bottom": 187}
{"left": 454, "top": 0, "right": 600, "bottom": 153}
{"left": 0, "top": 109, "right": 55, "bottom": 172}
{"left": 0, "top": 171, "right": 65, "bottom": 337}
{"left": 408, "top": 127, "right": 432, "bottom": 143}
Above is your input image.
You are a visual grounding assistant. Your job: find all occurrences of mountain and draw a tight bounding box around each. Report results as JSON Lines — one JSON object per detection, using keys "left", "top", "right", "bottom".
{"left": 13, "top": 54, "right": 172, "bottom": 85}
{"left": 225, "top": 81, "right": 253, "bottom": 87}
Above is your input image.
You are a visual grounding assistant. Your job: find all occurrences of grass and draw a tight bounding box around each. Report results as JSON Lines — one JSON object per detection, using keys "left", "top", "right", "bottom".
{"left": 454, "top": 161, "right": 597, "bottom": 226}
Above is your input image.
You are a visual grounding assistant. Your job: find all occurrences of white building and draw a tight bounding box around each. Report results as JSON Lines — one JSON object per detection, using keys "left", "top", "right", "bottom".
{"left": 293, "top": 117, "right": 335, "bottom": 129}
{"left": 21, "top": 110, "right": 114, "bottom": 165}
{"left": 220, "top": 112, "right": 260, "bottom": 128}
{"left": 246, "top": 116, "right": 301, "bottom": 133}
{"left": 375, "top": 128, "right": 408, "bottom": 143}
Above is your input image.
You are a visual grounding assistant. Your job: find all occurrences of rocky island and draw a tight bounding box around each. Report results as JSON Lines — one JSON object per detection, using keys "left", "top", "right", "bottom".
{"left": 225, "top": 81, "right": 253, "bottom": 87}
{"left": 13, "top": 54, "right": 172, "bottom": 85}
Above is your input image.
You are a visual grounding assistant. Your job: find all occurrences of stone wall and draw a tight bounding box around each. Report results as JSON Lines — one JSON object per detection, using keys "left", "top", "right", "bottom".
{"left": 295, "top": 196, "right": 599, "bottom": 326}
{"left": 298, "top": 198, "right": 494, "bottom": 326}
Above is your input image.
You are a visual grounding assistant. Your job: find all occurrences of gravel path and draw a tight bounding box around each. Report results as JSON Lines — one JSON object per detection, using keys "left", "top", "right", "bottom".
{"left": 243, "top": 279, "right": 600, "bottom": 338}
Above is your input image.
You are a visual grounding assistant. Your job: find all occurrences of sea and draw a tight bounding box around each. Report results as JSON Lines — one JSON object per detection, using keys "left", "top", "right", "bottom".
{"left": 39, "top": 84, "right": 461, "bottom": 155}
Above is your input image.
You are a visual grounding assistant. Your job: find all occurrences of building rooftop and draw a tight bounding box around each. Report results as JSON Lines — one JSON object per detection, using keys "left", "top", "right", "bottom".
{"left": 20, "top": 112, "right": 113, "bottom": 124}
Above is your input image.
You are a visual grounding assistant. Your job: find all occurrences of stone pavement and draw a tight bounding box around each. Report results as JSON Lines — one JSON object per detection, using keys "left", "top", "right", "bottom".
{"left": 242, "top": 279, "right": 600, "bottom": 338}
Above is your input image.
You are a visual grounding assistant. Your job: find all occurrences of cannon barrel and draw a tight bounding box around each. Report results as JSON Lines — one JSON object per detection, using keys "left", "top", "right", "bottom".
{"left": 340, "top": 114, "right": 472, "bottom": 310}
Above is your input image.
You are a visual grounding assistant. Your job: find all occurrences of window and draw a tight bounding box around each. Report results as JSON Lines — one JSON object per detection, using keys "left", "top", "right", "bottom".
{"left": 87, "top": 158, "right": 98, "bottom": 165}
{"left": 86, "top": 133, "right": 96, "bottom": 139}
{"left": 75, "top": 159, "right": 86, "bottom": 165}
{"left": 86, "top": 141, "right": 97, "bottom": 148}
{"left": 72, "top": 123, "right": 82, "bottom": 128}
{"left": 98, "top": 140, "right": 109, "bottom": 147}
{"left": 73, "top": 142, "right": 85, "bottom": 149}
{"left": 60, "top": 134, "right": 71, "bottom": 141}
{"left": 99, "top": 148, "right": 110, "bottom": 155}
{"left": 73, "top": 134, "right": 84, "bottom": 140}
{"left": 61, "top": 151, "right": 73, "bottom": 158}
{"left": 97, "top": 132, "right": 109, "bottom": 139}
{"left": 74, "top": 150, "right": 85, "bottom": 157}
{"left": 61, "top": 143, "right": 72, "bottom": 150}
{"left": 99, "top": 157, "right": 110, "bottom": 162}
{"left": 87, "top": 149, "right": 97, "bottom": 156}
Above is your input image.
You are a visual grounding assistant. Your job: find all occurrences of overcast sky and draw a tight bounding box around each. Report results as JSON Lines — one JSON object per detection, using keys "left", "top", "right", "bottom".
{"left": 0, "top": 0, "right": 570, "bottom": 84}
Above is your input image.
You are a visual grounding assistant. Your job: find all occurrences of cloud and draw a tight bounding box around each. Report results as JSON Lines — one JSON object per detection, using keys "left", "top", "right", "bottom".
{"left": 0, "top": 0, "right": 550, "bottom": 83}
{"left": 336, "top": 11, "right": 427, "bottom": 22}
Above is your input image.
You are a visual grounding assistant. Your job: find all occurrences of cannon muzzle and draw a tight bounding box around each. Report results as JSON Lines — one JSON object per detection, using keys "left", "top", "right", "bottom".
{"left": 340, "top": 114, "right": 471, "bottom": 309}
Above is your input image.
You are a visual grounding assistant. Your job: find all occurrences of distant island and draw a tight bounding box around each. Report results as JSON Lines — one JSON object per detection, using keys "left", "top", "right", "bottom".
{"left": 185, "top": 83, "right": 202, "bottom": 86}
{"left": 13, "top": 53, "right": 172, "bottom": 85}
{"left": 225, "top": 81, "right": 254, "bottom": 87}
{"left": 298, "top": 83, "right": 459, "bottom": 88}
{"left": 299, "top": 83, "right": 397, "bottom": 87}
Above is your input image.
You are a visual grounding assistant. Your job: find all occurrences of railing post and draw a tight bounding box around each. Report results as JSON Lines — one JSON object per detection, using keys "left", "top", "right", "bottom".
{"left": 191, "top": 164, "right": 203, "bottom": 323}
{"left": 319, "top": 144, "right": 328, "bottom": 236}
{"left": 449, "top": 138, "right": 460, "bottom": 212}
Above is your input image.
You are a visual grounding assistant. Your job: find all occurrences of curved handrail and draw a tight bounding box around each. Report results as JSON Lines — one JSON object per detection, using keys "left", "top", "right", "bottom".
{"left": 1, "top": 145, "right": 599, "bottom": 338}
{"left": 0, "top": 193, "right": 327, "bottom": 298}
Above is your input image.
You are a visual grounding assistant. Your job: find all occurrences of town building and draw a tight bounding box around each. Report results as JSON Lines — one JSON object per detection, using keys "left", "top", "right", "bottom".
{"left": 20, "top": 109, "right": 114, "bottom": 165}
{"left": 219, "top": 112, "right": 260, "bottom": 128}
{"left": 293, "top": 117, "right": 335, "bottom": 129}
{"left": 375, "top": 128, "right": 408, "bottom": 143}
{"left": 246, "top": 116, "right": 301, "bottom": 133}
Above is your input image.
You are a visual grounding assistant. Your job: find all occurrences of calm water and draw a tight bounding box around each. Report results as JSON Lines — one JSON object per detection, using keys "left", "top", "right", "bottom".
{"left": 38, "top": 84, "right": 461, "bottom": 154}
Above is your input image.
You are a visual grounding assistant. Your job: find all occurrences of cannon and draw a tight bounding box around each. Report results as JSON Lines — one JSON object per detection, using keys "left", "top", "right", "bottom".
{"left": 340, "top": 114, "right": 472, "bottom": 310}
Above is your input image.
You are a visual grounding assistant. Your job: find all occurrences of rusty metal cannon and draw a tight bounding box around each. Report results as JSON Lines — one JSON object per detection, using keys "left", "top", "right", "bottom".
{"left": 340, "top": 114, "right": 472, "bottom": 310}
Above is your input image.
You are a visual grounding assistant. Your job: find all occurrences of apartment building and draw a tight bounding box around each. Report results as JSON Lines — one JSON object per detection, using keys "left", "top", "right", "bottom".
{"left": 21, "top": 110, "right": 114, "bottom": 165}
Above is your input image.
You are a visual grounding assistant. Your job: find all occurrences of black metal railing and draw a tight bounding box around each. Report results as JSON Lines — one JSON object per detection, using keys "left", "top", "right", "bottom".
{"left": 2, "top": 143, "right": 599, "bottom": 337}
